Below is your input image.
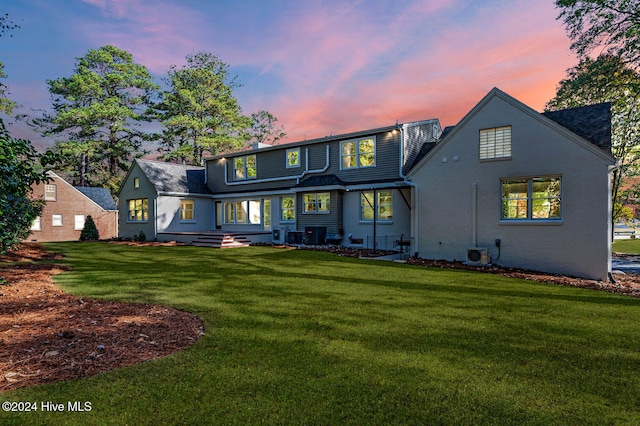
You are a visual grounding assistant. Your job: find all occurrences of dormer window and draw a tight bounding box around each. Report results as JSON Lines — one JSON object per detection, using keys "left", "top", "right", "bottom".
{"left": 286, "top": 148, "right": 300, "bottom": 168}
{"left": 234, "top": 155, "right": 257, "bottom": 180}
{"left": 341, "top": 137, "right": 376, "bottom": 169}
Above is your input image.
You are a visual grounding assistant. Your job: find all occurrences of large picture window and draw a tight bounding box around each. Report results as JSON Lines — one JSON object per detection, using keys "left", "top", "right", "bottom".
{"left": 480, "top": 126, "right": 511, "bottom": 160}
{"left": 281, "top": 196, "right": 295, "bottom": 221}
{"left": 128, "top": 199, "right": 149, "bottom": 222}
{"left": 341, "top": 137, "right": 375, "bottom": 169}
{"left": 234, "top": 155, "right": 257, "bottom": 180}
{"left": 303, "top": 192, "right": 330, "bottom": 213}
{"left": 361, "top": 191, "right": 393, "bottom": 221}
{"left": 502, "top": 177, "right": 561, "bottom": 220}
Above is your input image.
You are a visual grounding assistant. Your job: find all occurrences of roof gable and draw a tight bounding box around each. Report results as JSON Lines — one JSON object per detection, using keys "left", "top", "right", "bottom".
{"left": 45, "top": 171, "right": 117, "bottom": 211}
{"left": 407, "top": 88, "right": 615, "bottom": 176}
{"left": 135, "top": 159, "right": 212, "bottom": 195}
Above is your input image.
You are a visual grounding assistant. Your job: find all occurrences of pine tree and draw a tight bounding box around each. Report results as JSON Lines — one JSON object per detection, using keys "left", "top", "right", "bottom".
{"left": 80, "top": 215, "right": 100, "bottom": 241}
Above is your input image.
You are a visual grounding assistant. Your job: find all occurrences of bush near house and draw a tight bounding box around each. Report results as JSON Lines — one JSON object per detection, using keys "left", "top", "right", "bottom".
{"left": 79, "top": 216, "right": 99, "bottom": 241}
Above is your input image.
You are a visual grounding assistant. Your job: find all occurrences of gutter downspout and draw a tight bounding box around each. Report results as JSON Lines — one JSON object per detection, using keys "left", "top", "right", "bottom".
{"left": 154, "top": 193, "right": 159, "bottom": 241}
{"left": 223, "top": 145, "right": 330, "bottom": 186}
{"left": 398, "top": 124, "right": 420, "bottom": 256}
{"left": 608, "top": 160, "right": 621, "bottom": 280}
{"left": 472, "top": 182, "right": 477, "bottom": 247}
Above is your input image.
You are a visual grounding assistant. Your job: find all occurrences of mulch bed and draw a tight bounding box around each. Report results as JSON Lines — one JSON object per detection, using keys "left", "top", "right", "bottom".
{"left": 296, "top": 244, "right": 640, "bottom": 298}
{"left": 0, "top": 244, "right": 203, "bottom": 392}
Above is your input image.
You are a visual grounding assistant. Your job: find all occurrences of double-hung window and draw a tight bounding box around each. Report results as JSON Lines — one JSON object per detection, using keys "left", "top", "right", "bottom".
{"left": 74, "top": 215, "right": 85, "bottom": 230}
{"left": 341, "top": 137, "right": 375, "bottom": 169}
{"left": 303, "top": 192, "right": 330, "bottom": 214}
{"left": 286, "top": 148, "right": 300, "bottom": 168}
{"left": 44, "top": 184, "right": 57, "bottom": 201}
{"left": 128, "top": 199, "right": 149, "bottom": 222}
{"left": 502, "top": 177, "right": 561, "bottom": 220}
{"left": 52, "top": 214, "right": 63, "bottom": 227}
{"left": 180, "top": 200, "right": 195, "bottom": 222}
{"left": 281, "top": 196, "right": 295, "bottom": 221}
{"left": 31, "top": 216, "right": 41, "bottom": 231}
{"left": 361, "top": 191, "right": 393, "bottom": 221}
{"left": 480, "top": 126, "right": 511, "bottom": 160}
{"left": 234, "top": 155, "right": 257, "bottom": 180}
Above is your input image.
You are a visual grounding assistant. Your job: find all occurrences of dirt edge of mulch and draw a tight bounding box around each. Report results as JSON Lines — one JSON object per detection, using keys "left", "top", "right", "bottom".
{"left": 0, "top": 243, "right": 204, "bottom": 393}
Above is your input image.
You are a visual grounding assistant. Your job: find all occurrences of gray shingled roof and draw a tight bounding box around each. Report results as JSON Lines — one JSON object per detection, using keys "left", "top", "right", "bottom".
{"left": 543, "top": 102, "right": 612, "bottom": 153}
{"left": 295, "top": 174, "right": 345, "bottom": 188}
{"left": 74, "top": 187, "right": 117, "bottom": 210}
{"left": 136, "top": 159, "right": 212, "bottom": 194}
{"left": 406, "top": 142, "right": 438, "bottom": 172}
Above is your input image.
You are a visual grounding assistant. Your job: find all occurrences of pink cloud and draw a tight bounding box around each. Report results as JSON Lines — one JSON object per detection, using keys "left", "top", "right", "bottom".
{"left": 261, "top": 0, "right": 577, "bottom": 142}
{"left": 76, "top": 0, "right": 206, "bottom": 74}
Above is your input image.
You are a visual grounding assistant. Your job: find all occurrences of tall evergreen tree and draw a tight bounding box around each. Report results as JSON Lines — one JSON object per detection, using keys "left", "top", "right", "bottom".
{"left": 156, "top": 52, "right": 253, "bottom": 165}
{"left": 38, "top": 45, "right": 159, "bottom": 193}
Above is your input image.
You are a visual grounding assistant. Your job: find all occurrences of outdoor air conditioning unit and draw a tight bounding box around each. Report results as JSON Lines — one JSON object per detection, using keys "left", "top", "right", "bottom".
{"left": 467, "top": 248, "right": 490, "bottom": 266}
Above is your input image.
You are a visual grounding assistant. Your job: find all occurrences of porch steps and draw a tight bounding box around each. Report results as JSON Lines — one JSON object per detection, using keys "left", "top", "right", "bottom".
{"left": 191, "top": 234, "right": 251, "bottom": 248}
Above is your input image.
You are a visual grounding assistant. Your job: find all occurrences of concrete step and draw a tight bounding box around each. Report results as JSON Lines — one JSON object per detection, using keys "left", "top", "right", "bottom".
{"left": 191, "top": 234, "right": 251, "bottom": 248}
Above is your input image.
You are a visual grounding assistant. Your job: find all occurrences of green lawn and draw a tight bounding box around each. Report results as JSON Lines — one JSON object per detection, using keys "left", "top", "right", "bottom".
{"left": 3, "top": 242, "right": 640, "bottom": 425}
{"left": 613, "top": 238, "right": 640, "bottom": 254}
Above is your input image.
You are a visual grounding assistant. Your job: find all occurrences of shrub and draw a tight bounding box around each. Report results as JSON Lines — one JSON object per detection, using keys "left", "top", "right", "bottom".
{"left": 80, "top": 215, "right": 100, "bottom": 241}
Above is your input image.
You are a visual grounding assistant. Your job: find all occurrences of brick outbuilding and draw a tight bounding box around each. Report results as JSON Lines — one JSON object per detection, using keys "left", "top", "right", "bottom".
{"left": 26, "top": 172, "right": 118, "bottom": 242}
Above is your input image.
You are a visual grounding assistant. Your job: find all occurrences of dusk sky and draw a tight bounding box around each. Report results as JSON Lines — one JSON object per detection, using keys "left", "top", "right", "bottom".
{"left": 2, "top": 0, "right": 577, "bottom": 149}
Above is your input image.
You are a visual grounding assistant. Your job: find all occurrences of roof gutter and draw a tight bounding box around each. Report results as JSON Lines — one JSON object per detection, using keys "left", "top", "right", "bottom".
{"left": 223, "top": 145, "right": 330, "bottom": 186}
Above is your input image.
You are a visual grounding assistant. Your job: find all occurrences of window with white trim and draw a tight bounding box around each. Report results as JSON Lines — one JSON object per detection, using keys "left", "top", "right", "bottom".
{"left": 74, "top": 215, "right": 85, "bottom": 230}
{"left": 480, "top": 126, "right": 511, "bottom": 160}
{"left": 501, "top": 177, "right": 561, "bottom": 220}
{"left": 234, "top": 155, "right": 257, "bottom": 180}
{"left": 341, "top": 137, "right": 375, "bottom": 169}
{"left": 223, "top": 200, "right": 260, "bottom": 224}
{"left": 128, "top": 199, "right": 149, "bottom": 222}
{"left": 31, "top": 216, "right": 41, "bottom": 231}
{"left": 286, "top": 148, "right": 300, "bottom": 168}
{"left": 303, "top": 192, "right": 330, "bottom": 213}
{"left": 180, "top": 200, "right": 195, "bottom": 222}
{"left": 52, "top": 214, "right": 63, "bottom": 227}
{"left": 281, "top": 196, "right": 295, "bottom": 221}
{"left": 45, "top": 184, "right": 57, "bottom": 201}
{"left": 361, "top": 191, "right": 393, "bottom": 221}
{"left": 249, "top": 200, "right": 261, "bottom": 224}
{"left": 134, "top": 177, "right": 140, "bottom": 189}
{"left": 263, "top": 199, "right": 271, "bottom": 230}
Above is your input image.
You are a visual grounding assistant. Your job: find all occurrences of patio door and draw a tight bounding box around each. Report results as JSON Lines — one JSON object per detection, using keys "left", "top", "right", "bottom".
{"left": 215, "top": 201, "right": 222, "bottom": 229}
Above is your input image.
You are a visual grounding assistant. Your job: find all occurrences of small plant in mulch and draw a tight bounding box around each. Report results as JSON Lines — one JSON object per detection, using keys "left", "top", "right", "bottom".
{"left": 80, "top": 215, "right": 100, "bottom": 241}
{"left": 133, "top": 230, "right": 146, "bottom": 242}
